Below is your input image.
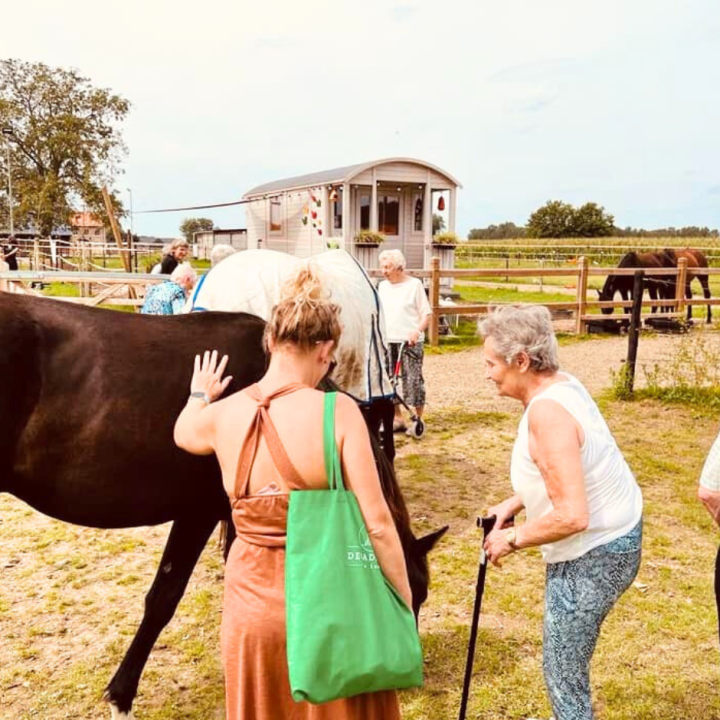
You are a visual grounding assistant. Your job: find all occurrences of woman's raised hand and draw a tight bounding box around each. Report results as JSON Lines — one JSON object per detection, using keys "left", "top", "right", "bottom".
{"left": 191, "top": 350, "right": 233, "bottom": 403}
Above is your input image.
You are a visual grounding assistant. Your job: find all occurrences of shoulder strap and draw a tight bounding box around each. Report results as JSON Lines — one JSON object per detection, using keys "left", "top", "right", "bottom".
{"left": 233, "top": 383, "right": 308, "bottom": 498}
{"left": 323, "top": 392, "right": 345, "bottom": 491}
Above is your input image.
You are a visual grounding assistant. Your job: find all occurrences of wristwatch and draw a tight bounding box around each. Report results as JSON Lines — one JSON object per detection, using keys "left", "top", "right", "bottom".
{"left": 189, "top": 391, "right": 211, "bottom": 405}
{"left": 505, "top": 526, "right": 518, "bottom": 550}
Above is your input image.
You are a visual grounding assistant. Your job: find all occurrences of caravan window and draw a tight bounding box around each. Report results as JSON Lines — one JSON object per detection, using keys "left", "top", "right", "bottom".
{"left": 270, "top": 197, "right": 283, "bottom": 233}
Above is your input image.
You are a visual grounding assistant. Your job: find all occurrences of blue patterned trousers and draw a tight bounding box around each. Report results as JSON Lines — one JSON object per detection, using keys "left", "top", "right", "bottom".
{"left": 543, "top": 520, "right": 642, "bottom": 720}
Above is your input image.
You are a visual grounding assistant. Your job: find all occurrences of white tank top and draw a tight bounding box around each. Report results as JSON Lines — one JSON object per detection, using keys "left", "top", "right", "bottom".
{"left": 510, "top": 373, "right": 643, "bottom": 564}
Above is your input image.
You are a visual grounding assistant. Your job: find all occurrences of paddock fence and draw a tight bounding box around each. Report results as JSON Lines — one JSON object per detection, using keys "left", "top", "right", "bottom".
{"left": 3, "top": 257, "right": 720, "bottom": 339}
{"left": 371, "top": 257, "right": 720, "bottom": 345}
{"left": 0, "top": 270, "right": 166, "bottom": 307}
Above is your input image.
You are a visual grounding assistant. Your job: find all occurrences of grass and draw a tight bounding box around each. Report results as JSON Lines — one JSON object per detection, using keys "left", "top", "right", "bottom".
{"left": 1, "top": 394, "right": 719, "bottom": 718}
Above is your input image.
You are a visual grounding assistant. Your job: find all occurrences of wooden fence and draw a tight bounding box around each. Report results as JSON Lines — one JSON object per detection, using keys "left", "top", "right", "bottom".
{"left": 3, "top": 257, "right": 720, "bottom": 341}
{"left": 0, "top": 270, "right": 166, "bottom": 307}
{"left": 421, "top": 256, "right": 720, "bottom": 345}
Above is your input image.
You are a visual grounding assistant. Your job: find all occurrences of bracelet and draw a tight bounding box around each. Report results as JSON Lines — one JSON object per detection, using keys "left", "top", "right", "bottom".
{"left": 189, "top": 391, "right": 211, "bottom": 405}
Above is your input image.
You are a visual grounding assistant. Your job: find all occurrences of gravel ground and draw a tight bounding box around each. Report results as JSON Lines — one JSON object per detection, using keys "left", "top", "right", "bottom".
{"left": 422, "top": 326, "right": 720, "bottom": 415}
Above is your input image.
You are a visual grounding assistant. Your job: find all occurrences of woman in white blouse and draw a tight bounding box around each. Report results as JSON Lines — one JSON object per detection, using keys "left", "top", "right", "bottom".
{"left": 481, "top": 305, "right": 643, "bottom": 720}
{"left": 378, "top": 249, "right": 432, "bottom": 435}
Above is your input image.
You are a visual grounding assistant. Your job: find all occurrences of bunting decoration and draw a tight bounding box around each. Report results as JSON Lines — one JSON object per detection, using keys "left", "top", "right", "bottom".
{"left": 308, "top": 190, "right": 324, "bottom": 237}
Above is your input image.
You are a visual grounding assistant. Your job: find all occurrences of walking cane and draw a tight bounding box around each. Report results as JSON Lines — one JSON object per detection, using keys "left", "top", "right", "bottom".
{"left": 457, "top": 515, "right": 497, "bottom": 720}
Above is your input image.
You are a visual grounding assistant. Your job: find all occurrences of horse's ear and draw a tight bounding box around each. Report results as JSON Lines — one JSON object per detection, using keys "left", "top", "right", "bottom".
{"left": 414, "top": 526, "right": 449, "bottom": 557}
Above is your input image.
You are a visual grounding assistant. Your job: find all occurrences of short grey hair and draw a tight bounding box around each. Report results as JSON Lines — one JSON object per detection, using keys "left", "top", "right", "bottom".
{"left": 171, "top": 238, "right": 190, "bottom": 251}
{"left": 210, "top": 243, "right": 236, "bottom": 266}
{"left": 378, "top": 248, "right": 405, "bottom": 270}
{"left": 479, "top": 305, "right": 559, "bottom": 372}
{"left": 170, "top": 262, "right": 197, "bottom": 286}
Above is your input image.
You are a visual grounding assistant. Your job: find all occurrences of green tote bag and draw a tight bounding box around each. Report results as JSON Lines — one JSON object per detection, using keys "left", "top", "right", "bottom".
{"left": 285, "top": 392, "right": 423, "bottom": 704}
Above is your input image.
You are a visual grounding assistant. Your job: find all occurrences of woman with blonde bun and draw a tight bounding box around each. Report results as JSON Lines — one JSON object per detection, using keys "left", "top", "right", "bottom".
{"left": 174, "top": 264, "right": 409, "bottom": 720}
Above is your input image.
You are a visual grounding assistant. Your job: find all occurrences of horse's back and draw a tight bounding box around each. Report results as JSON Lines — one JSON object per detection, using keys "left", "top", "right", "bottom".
{"left": 0, "top": 294, "right": 268, "bottom": 527}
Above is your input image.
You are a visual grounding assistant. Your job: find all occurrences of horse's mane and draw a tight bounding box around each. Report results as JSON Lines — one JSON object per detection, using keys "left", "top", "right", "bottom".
{"left": 367, "top": 431, "right": 414, "bottom": 548}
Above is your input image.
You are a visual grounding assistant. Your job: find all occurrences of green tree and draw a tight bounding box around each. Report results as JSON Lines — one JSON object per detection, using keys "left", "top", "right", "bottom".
{"left": 432, "top": 213, "right": 445, "bottom": 235}
{"left": 526, "top": 200, "right": 575, "bottom": 238}
{"left": 0, "top": 59, "right": 130, "bottom": 236}
{"left": 570, "top": 202, "right": 615, "bottom": 237}
{"left": 180, "top": 217, "right": 215, "bottom": 243}
{"left": 468, "top": 222, "right": 526, "bottom": 240}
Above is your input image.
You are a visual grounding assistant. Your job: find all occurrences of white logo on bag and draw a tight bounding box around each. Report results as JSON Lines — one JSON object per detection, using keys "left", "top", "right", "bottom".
{"left": 346, "top": 527, "right": 378, "bottom": 569}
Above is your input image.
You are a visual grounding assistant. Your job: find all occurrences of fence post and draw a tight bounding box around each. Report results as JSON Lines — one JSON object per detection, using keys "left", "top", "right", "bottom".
{"left": 675, "top": 257, "right": 688, "bottom": 322}
{"left": 575, "top": 256, "right": 589, "bottom": 334}
{"left": 428, "top": 256, "right": 440, "bottom": 347}
{"left": 625, "top": 270, "right": 645, "bottom": 395}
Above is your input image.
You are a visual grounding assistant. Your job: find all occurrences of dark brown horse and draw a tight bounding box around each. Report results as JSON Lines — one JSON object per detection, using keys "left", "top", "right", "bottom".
{"left": 597, "top": 250, "right": 676, "bottom": 317}
{"left": 663, "top": 248, "right": 713, "bottom": 323}
{"left": 0, "top": 292, "right": 446, "bottom": 719}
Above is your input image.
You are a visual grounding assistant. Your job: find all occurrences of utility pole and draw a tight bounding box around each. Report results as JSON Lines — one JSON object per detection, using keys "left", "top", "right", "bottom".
{"left": 2, "top": 127, "right": 14, "bottom": 236}
{"left": 126, "top": 187, "right": 133, "bottom": 235}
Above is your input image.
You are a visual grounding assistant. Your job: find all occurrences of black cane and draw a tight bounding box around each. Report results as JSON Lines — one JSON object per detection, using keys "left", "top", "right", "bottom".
{"left": 457, "top": 515, "right": 497, "bottom": 720}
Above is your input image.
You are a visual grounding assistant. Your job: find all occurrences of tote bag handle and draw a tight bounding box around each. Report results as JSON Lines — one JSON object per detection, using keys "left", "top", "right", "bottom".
{"left": 323, "top": 392, "right": 345, "bottom": 491}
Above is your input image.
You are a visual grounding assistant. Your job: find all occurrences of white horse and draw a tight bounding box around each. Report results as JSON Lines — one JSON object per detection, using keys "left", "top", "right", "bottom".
{"left": 187, "top": 248, "right": 393, "bottom": 404}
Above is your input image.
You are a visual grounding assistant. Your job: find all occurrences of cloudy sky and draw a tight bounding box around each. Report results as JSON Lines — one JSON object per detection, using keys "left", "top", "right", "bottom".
{"left": 5, "top": 0, "right": 719, "bottom": 237}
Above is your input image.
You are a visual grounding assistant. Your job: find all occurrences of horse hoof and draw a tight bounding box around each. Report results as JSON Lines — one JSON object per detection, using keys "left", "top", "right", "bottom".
{"left": 109, "top": 703, "right": 136, "bottom": 720}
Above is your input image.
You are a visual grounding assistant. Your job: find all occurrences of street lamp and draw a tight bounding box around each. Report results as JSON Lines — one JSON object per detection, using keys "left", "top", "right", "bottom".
{"left": 2, "top": 127, "right": 14, "bottom": 237}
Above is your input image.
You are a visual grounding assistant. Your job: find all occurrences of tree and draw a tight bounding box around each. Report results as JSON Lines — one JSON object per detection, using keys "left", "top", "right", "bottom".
{"left": 570, "top": 202, "right": 614, "bottom": 237}
{"left": 468, "top": 222, "right": 526, "bottom": 240}
{"left": 432, "top": 213, "right": 445, "bottom": 235}
{"left": 526, "top": 200, "right": 575, "bottom": 238}
{"left": 0, "top": 59, "right": 130, "bottom": 236}
{"left": 180, "top": 217, "right": 214, "bottom": 243}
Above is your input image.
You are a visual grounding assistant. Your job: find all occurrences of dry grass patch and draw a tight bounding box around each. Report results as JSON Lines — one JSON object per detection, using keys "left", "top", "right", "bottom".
{"left": 1, "top": 391, "right": 719, "bottom": 718}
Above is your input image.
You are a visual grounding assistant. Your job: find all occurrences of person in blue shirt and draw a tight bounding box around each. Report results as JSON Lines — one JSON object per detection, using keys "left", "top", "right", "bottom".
{"left": 141, "top": 263, "right": 197, "bottom": 315}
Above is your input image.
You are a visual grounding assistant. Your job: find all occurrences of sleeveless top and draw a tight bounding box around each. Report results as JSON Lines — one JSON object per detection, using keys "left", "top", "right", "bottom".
{"left": 230, "top": 382, "right": 310, "bottom": 547}
{"left": 510, "top": 373, "right": 643, "bottom": 564}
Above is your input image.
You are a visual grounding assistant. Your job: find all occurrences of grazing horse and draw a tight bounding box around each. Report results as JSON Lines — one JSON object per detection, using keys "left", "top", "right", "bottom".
{"left": 597, "top": 250, "right": 676, "bottom": 318}
{"left": 0, "top": 293, "right": 447, "bottom": 719}
{"left": 663, "top": 248, "right": 713, "bottom": 323}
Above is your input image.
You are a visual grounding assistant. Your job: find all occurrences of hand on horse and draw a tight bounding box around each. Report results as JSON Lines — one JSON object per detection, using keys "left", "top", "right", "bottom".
{"left": 191, "top": 350, "right": 233, "bottom": 403}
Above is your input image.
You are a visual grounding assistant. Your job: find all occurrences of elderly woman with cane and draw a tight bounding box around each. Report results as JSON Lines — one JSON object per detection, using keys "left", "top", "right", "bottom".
{"left": 480, "top": 305, "right": 643, "bottom": 720}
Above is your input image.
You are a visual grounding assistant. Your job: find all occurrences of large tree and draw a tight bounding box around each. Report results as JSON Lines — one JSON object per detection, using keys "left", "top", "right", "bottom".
{"left": 570, "top": 202, "right": 615, "bottom": 237}
{"left": 526, "top": 200, "right": 575, "bottom": 238}
{"left": 0, "top": 59, "right": 130, "bottom": 236}
{"left": 180, "top": 217, "right": 215, "bottom": 243}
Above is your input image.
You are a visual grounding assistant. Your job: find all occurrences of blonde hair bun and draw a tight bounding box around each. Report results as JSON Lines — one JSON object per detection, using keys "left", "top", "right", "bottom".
{"left": 265, "top": 262, "right": 342, "bottom": 350}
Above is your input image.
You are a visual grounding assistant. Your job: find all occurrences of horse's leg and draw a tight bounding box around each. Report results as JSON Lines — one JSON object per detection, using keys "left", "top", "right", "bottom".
{"left": 686, "top": 281, "right": 693, "bottom": 322}
{"left": 620, "top": 288, "right": 631, "bottom": 329}
{"left": 104, "top": 511, "right": 219, "bottom": 719}
{"left": 360, "top": 397, "right": 396, "bottom": 465}
{"left": 702, "top": 277, "right": 713, "bottom": 323}
{"left": 648, "top": 283, "right": 658, "bottom": 314}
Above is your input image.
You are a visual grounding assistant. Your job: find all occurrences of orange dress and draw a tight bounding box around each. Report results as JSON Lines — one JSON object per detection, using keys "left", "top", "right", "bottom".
{"left": 221, "top": 383, "right": 401, "bottom": 720}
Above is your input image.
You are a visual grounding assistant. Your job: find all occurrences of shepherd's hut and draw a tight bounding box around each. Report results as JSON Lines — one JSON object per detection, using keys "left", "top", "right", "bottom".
{"left": 242, "top": 158, "right": 461, "bottom": 269}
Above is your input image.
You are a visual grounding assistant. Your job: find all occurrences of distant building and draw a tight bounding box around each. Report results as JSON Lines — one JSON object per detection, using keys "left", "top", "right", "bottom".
{"left": 69, "top": 212, "right": 106, "bottom": 243}
{"left": 193, "top": 228, "right": 248, "bottom": 260}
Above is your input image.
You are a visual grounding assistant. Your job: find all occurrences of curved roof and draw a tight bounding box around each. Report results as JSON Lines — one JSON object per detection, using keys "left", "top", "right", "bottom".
{"left": 243, "top": 157, "right": 461, "bottom": 198}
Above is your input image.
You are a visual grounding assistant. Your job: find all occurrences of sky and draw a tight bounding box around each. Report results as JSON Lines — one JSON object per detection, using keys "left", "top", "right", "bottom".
{"left": 4, "top": 0, "right": 720, "bottom": 238}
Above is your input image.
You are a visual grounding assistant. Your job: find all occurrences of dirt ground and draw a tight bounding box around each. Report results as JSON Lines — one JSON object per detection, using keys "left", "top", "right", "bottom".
{"left": 422, "top": 325, "right": 720, "bottom": 415}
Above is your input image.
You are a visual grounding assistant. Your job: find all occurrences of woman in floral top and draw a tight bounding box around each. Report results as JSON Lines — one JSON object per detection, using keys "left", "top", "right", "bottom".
{"left": 141, "top": 263, "right": 197, "bottom": 315}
